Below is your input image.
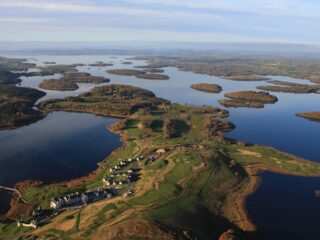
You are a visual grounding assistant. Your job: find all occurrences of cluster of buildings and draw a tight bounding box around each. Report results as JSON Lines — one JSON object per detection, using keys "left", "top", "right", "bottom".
{"left": 50, "top": 188, "right": 113, "bottom": 210}
{"left": 103, "top": 155, "right": 145, "bottom": 186}
{"left": 17, "top": 150, "right": 168, "bottom": 229}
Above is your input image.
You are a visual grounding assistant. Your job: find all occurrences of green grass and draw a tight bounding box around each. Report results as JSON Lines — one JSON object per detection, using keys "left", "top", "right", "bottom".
{"left": 227, "top": 144, "right": 320, "bottom": 175}
{"left": 0, "top": 222, "right": 28, "bottom": 240}
{"left": 81, "top": 204, "right": 117, "bottom": 237}
{"left": 130, "top": 151, "right": 200, "bottom": 206}
{"left": 149, "top": 159, "right": 169, "bottom": 171}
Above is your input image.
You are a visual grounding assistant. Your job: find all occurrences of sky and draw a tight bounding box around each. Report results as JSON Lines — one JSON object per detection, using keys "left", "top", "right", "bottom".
{"left": 0, "top": 0, "right": 319, "bottom": 44}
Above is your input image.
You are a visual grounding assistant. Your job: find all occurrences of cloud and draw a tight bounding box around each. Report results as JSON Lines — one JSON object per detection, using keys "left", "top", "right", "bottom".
{"left": 0, "top": 0, "right": 319, "bottom": 43}
{"left": 0, "top": 0, "right": 225, "bottom": 21}
{"left": 0, "top": 17, "right": 49, "bottom": 23}
{"left": 125, "top": 0, "right": 320, "bottom": 18}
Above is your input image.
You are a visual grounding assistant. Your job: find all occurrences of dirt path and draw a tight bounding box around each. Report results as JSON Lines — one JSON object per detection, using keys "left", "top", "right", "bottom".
{"left": 0, "top": 185, "right": 29, "bottom": 203}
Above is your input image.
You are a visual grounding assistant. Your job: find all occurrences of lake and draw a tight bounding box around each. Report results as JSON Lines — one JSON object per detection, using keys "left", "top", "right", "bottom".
{"left": 1, "top": 55, "right": 319, "bottom": 238}
{"left": 0, "top": 111, "right": 121, "bottom": 214}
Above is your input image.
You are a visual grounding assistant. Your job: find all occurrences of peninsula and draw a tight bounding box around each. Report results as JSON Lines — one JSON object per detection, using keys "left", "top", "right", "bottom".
{"left": 296, "top": 112, "right": 320, "bottom": 122}
{"left": 2, "top": 84, "right": 320, "bottom": 240}
{"left": 0, "top": 84, "right": 46, "bottom": 130}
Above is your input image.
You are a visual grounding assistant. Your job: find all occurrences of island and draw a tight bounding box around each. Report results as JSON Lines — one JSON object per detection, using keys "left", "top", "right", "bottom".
{"left": 39, "top": 72, "right": 109, "bottom": 91}
{"left": 224, "top": 75, "right": 270, "bottom": 81}
{"left": 257, "top": 80, "right": 320, "bottom": 94}
{"left": 88, "top": 62, "right": 113, "bottom": 67}
{"left": 107, "top": 69, "right": 169, "bottom": 80}
{"left": 134, "top": 63, "right": 169, "bottom": 69}
{"left": 143, "top": 68, "right": 165, "bottom": 73}
{"left": 62, "top": 72, "right": 110, "bottom": 84}
{"left": 122, "top": 61, "right": 132, "bottom": 65}
{"left": 136, "top": 73, "right": 170, "bottom": 80}
{"left": 107, "top": 69, "right": 145, "bottom": 76}
{"left": 2, "top": 84, "right": 320, "bottom": 240}
{"left": 219, "top": 91, "right": 278, "bottom": 108}
{"left": 36, "top": 65, "right": 78, "bottom": 76}
{"left": 43, "top": 61, "right": 56, "bottom": 64}
{"left": 191, "top": 83, "right": 222, "bottom": 93}
{"left": 39, "top": 79, "right": 79, "bottom": 91}
{"left": 296, "top": 112, "right": 320, "bottom": 122}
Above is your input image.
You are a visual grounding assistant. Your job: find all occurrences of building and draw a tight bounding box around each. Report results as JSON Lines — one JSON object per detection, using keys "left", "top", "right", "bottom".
{"left": 50, "top": 197, "right": 64, "bottom": 209}
{"left": 50, "top": 189, "right": 111, "bottom": 210}
{"left": 17, "top": 220, "right": 38, "bottom": 228}
{"left": 156, "top": 148, "right": 166, "bottom": 155}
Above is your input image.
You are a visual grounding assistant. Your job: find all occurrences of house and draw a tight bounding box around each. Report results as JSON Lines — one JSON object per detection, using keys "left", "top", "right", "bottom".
{"left": 63, "top": 192, "right": 83, "bottom": 206}
{"left": 123, "top": 189, "right": 134, "bottom": 198}
{"left": 103, "top": 176, "right": 114, "bottom": 186}
{"left": 156, "top": 148, "right": 166, "bottom": 155}
{"left": 17, "top": 220, "right": 38, "bottom": 228}
{"left": 50, "top": 197, "right": 64, "bottom": 209}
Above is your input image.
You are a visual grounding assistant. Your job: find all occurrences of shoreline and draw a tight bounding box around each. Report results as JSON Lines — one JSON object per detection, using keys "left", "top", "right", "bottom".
{"left": 233, "top": 159, "right": 320, "bottom": 234}
{"left": 2, "top": 109, "right": 320, "bottom": 233}
{"left": 2, "top": 83, "right": 320, "bottom": 238}
{"left": 0, "top": 113, "right": 125, "bottom": 219}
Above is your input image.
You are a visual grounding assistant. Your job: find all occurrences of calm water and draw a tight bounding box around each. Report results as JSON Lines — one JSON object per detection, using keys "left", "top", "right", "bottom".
{"left": 247, "top": 172, "right": 320, "bottom": 239}
{"left": 0, "top": 111, "right": 121, "bottom": 214}
{"left": 2, "top": 55, "right": 320, "bottom": 238}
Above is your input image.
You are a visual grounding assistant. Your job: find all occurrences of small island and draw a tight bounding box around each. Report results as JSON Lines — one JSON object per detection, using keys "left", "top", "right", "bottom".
{"left": 257, "top": 80, "right": 320, "bottom": 94}
{"left": 143, "top": 68, "right": 164, "bottom": 73}
{"left": 63, "top": 72, "right": 110, "bottom": 84}
{"left": 191, "top": 83, "right": 222, "bottom": 93}
{"left": 296, "top": 112, "right": 320, "bottom": 122}
{"left": 107, "top": 69, "right": 169, "bottom": 80}
{"left": 224, "top": 75, "right": 270, "bottom": 81}
{"left": 39, "top": 72, "right": 109, "bottom": 91}
{"left": 122, "top": 61, "right": 133, "bottom": 65}
{"left": 37, "top": 65, "right": 78, "bottom": 76}
{"left": 89, "top": 61, "right": 113, "bottom": 67}
{"left": 220, "top": 91, "right": 278, "bottom": 108}
{"left": 107, "top": 69, "right": 145, "bottom": 76}
{"left": 39, "top": 79, "right": 79, "bottom": 91}
{"left": 136, "top": 73, "right": 170, "bottom": 80}
{"left": 134, "top": 63, "right": 169, "bottom": 69}
{"left": 43, "top": 61, "right": 56, "bottom": 64}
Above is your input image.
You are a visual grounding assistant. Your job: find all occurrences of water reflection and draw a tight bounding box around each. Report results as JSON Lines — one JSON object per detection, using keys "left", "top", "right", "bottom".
{"left": 0, "top": 111, "right": 121, "bottom": 186}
